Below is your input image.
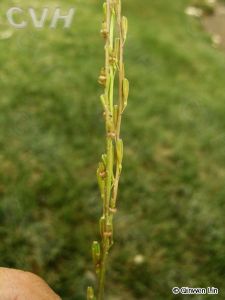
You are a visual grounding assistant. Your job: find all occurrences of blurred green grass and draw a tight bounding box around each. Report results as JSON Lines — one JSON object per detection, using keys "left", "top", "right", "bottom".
{"left": 0, "top": 0, "right": 225, "bottom": 299}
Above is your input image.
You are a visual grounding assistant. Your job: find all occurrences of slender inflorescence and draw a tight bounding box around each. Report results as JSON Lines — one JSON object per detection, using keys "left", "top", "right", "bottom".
{"left": 87, "top": 1, "right": 129, "bottom": 299}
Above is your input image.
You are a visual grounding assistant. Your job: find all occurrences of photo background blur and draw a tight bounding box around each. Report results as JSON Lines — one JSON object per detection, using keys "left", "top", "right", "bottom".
{"left": 0, "top": 0, "right": 225, "bottom": 299}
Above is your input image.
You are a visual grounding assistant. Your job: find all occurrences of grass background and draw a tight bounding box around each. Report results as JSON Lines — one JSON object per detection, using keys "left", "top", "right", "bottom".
{"left": 0, "top": 0, "right": 225, "bottom": 299}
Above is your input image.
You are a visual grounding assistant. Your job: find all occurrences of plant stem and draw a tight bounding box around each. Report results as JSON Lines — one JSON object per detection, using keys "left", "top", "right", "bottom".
{"left": 87, "top": 1, "right": 129, "bottom": 299}
{"left": 97, "top": 242, "right": 108, "bottom": 300}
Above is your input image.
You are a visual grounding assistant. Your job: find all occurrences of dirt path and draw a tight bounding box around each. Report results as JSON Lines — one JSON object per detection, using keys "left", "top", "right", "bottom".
{"left": 202, "top": 3, "right": 225, "bottom": 48}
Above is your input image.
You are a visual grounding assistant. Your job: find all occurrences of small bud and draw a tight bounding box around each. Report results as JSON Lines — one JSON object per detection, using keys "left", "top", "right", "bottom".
{"left": 100, "top": 171, "right": 106, "bottom": 178}
{"left": 109, "top": 207, "right": 117, "bottom": 213}
{"left": 87, "top": 286, "right": 95, "bottom": 300}
{"left": 101, "top": 21, "right": 108, "bottom": 39}
{"left": 109, "top": 53, "right": 117, "bottom": 66}
{"left": 98, "top": 68, "right": 107, "bottom": 86}
{"left": 98, "top": 75, "right": 106, "bottom": 85}
{"left": 121, "top": 16, "right": 128, "bottom": 41}
{"left": 98, "top": 162, "right": 105, "bottom": 175}
{"left": 107, "top": 131, "right": 116, "bottom": 139}
{"left": 103, "top": 231, "right": 113, "bottom": 237}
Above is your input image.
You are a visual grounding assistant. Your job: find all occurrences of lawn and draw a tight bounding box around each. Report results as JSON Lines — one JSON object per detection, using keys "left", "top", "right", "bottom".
{"left": 0, "top": 0, "right": 225, "bottom": 299}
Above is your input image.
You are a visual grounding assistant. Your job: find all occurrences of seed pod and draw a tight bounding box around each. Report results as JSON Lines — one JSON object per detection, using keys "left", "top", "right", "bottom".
{"left": 103, "top": 2, "right": 107, "bottom": 18}
{"left": 114, "top": 38, "right": 120, "bottom": 61}
{"left": 100, "top": 94, "right": 106, "bottom": 109}
{"left": 92, "top": 241, "right": 101, "bottom": 266}
{"left": 122, "top": 62, "right": 125, "bottom": 78}
{"left": 116, "top": 139, "right": 123, "bottom": 167}
{"left": 99, "top": 216, "right": 106, "bottom": 238}
{"left": 110, "top": 3, "right": 116, "bottom": 16}
{"left": 87, "top": 286, "right": 95, "bottom": 300}
{"left": 106, "top": 110, "right": 115, "bottom": 132}
{"left": 122, "top": 78, "right": 129, "bottom": 110}
{"left": 105, "top": 217, "right": 113, "bottom": 246}
{"left": 113, "top": 105, "right": 118, "bottom": 128}
{"left": 102, "top": 154, "right": 107, "bottom": 166}
{"left": 97, "top": 164, "right": 105, "bottom": 199}
{"left": 111, "top": 143, "right": 114, "bottom": 171}
{"left": 109, "top": 9, "right": 115, "bottom": 47}
{"left": 121, "top": 16, "right": 128, "bottom": 41}
{"left": 106, "top": 221, "right": 113, "bottom": 235}
{"left": 114, "top": 0, "right": 121, "bottom": 15}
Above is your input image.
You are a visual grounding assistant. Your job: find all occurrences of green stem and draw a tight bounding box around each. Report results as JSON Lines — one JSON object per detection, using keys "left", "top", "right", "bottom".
{"left": 88, "top": 0, "right": 128, "bottom": 298}
{"left": 97, "top": 2, "right": 112, "bottom": 299}
{"left": 97, "top": 240, "right": 109, "bottom": 300}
